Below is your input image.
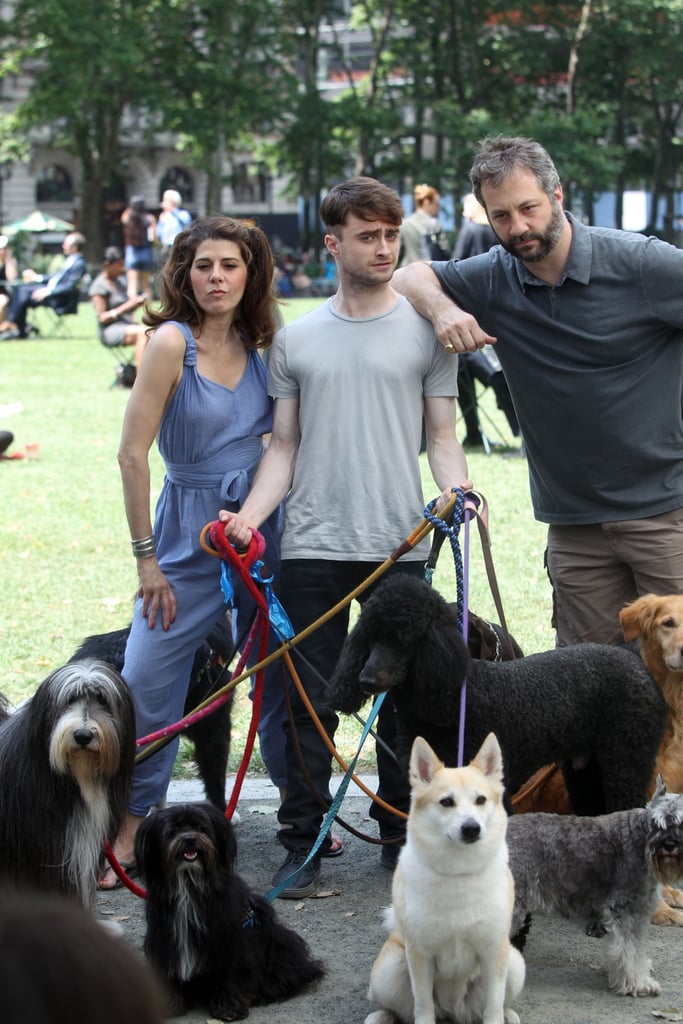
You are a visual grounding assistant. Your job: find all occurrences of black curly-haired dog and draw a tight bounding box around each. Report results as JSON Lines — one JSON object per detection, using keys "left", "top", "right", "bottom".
{"left": 135, "top": 802, "right": 324, "bottom": 1021}
{"left": 70, "top": 614, "right": 234, "bottom": 811}
{"left": 328, "top": 575, "right": 667, "bottom": 816}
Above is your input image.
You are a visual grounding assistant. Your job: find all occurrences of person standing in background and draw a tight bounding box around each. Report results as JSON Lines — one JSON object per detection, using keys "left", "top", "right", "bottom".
{"left": 156, "top": 189, "right": 192, "bottom": 265}
{"left": 451, "top": 194, "right": 521, "bottom": 450}
{"left": 398, "top": 183, "right": 450, "bottom": 267}
{"left": 452, "top": 192, "right": 496, "bottom": 259}
{"left": 121, "top": 196, "right": 156, "bottom": 300}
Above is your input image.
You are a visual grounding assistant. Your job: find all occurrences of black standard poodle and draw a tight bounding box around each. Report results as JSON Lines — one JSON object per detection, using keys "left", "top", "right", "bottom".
{"left": 328, "top": 575, "right": 667, "bottom": 816}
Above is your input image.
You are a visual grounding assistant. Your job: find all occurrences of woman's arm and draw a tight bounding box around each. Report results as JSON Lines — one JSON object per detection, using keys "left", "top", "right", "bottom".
{"left": 117, "top": 323, "right": 185, "bottom": 630}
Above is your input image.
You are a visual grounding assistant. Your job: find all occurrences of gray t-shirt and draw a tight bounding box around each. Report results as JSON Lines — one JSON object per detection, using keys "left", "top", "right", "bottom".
{"left": 268, "top": 295, "right": 458, "bottom": 560}
{"left": 433, "top": 212, "right": 683, "bottom": 525}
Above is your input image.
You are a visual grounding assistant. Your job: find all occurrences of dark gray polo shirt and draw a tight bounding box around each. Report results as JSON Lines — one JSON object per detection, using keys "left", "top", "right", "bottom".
{"left": 433, "top": 212, "right": 683, "bottom": 525}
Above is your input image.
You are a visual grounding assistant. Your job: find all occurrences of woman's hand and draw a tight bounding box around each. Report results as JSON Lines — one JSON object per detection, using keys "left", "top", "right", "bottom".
{"left": 136, "top": 558, "right": 177, "bottom": 630}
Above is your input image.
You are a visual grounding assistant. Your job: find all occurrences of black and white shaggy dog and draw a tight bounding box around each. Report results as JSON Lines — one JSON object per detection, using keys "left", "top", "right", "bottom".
{"left": 135, "top": 802, "right": 324, "bottom": 1021}
{"left": 0, "top": 659, "right": 135, "bottom": 907}
{"left": 328, "top": 575, "right": 667, "bottom": 815}
{"left": 70, "top": 613, "right": 234, "bottom": 811}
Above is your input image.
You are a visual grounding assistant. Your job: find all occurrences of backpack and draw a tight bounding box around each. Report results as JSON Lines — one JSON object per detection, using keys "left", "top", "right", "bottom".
{"left": 427, "top": 227, "right": 451, "bottom": 261}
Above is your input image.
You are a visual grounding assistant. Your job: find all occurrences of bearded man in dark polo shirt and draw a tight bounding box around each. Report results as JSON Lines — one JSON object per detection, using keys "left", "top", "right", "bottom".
{"left": 394, "top": 134, "right": 683, "bottom": 646}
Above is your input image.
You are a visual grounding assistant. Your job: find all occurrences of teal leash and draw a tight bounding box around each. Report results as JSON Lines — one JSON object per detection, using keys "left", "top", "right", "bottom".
{"left": 264, "top": 691, "right": 387, "bottom": 902}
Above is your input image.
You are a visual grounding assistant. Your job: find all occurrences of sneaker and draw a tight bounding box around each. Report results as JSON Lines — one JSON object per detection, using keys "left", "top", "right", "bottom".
{"left": 271, "top": 849, "right": 320, "bottom": 899}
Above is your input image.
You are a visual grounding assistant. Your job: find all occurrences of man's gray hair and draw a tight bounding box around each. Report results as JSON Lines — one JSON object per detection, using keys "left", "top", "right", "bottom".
{"left": 470, "top": 135, "right": 560, "bottom": 207}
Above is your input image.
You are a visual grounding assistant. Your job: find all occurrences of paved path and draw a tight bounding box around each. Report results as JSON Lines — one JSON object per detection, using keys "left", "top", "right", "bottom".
{"left": 97, "top": 775, "right": 683, "bottom": 1024}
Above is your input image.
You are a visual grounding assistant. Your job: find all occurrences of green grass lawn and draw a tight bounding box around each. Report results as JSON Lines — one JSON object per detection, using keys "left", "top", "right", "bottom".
{"left": 0, "top": 296, "right": 553, "bottom": 776}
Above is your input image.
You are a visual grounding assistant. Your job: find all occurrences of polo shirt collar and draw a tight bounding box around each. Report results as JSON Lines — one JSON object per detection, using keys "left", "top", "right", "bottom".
{"left": 515, "top": 210, "right": 591, "bottom": 289}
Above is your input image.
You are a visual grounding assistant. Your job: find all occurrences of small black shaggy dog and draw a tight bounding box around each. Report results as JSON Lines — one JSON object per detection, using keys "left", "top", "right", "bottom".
{"left": 71, "top": 613, "right": 234, "bottom": 811}
{"left": 0, "top": 659, "right": 136, "bottom": 907}
{"left": 328, "top": 575, "right": 667, "bottom": 816}
{"left": 135, "top": 802, "right": 324, "bottom": 1021}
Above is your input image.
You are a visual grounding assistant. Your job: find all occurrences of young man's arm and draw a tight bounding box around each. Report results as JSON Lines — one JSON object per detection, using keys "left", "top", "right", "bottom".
{"left": 219, "top": 396, "right": 300, "bottom": 547}
{"left": 393, "top": 262, "right": 496, "bottom": 353}
{"left": 423, "top": 395, "right": 472, "bottom": 511}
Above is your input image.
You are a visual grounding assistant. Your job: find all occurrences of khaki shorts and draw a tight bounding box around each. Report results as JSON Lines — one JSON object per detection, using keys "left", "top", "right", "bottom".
{"left": 545, "top": 507, "right": 683, "bottom": 646}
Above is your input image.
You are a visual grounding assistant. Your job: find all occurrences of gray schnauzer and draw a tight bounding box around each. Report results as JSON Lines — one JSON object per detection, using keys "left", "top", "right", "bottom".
{"left": 507, "top": 778, "right": 683, "bottom": 997}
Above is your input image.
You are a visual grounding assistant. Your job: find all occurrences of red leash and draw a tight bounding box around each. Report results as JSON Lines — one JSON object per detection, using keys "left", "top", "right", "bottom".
{"left": 103, "top": 524, "right": 274, "bottom": 898}
{"left": 205, "top": 521, "right": 271, "bottom": 821}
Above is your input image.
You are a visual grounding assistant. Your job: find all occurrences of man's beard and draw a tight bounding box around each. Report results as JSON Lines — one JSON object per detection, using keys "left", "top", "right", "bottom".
{"left": 499, "top": 200, "right": 565, "bottom": 263}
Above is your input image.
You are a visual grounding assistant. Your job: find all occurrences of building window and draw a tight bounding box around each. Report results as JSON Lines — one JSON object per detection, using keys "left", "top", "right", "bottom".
{"left": 36, "top": 164, "right": 74, "bottom": 204}
{"left": 159, "top": 167, "right": 194, "bottom": 205}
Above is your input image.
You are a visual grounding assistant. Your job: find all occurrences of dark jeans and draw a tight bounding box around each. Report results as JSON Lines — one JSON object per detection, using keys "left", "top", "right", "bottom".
{"left": 276, "top": 558, "right": 424, "bottom": 851}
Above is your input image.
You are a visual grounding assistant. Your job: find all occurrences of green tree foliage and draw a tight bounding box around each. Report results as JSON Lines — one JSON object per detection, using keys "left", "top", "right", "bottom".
{"left": 151, "top": 0, "right": 289, "bottom": 215}
{"left": 0, "top": 0, "right": 167, "bottom": 258}
{"left": 2, "top": 0, "right": 683, "bottom": 246}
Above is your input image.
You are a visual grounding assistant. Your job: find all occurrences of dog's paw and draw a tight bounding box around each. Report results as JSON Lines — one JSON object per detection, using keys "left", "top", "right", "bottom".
{"left": 651, "top": 898, "right": 683, "bottom": 927}
{"left": 663, "top": 883, "right": 683, "bottom": 909}
{"left": 614, "top": 974, "right": 662, "bottom": 998}
{"left": 633, "top": 977, "right": 662, "bottom": 998}
{"left": 209, "top": 995, "right": 249, "bottom": 1021}
{"left": 364, "top": 1012, "right": 397, "bottom": 1024}
{"left": 504, "top": 1011, "right": 521, "bottom": 1024}
{"left": 585, "top": 917, "right": 607, "bottom": 938}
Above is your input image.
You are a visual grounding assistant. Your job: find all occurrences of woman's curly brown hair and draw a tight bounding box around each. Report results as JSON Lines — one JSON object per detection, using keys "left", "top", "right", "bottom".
{"left": 144, "top": 216, "right": 277, "bottom": 349}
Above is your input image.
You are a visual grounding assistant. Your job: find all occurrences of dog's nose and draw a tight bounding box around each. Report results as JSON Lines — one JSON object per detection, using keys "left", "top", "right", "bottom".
{"left": 460, "top": 820, "right": 481, "bottom": 844}
{"left": 73, "top": 728, "right": 94, "bottom": 747}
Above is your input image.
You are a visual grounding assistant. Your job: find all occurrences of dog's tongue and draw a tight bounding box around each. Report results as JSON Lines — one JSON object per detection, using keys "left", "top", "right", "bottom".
{"left": 183, "top": 849, "right": 198, "bottom": 861}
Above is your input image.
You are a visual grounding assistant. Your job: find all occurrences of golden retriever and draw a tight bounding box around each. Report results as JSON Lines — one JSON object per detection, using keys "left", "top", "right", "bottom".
{"left": 620, "top": 594, "right": 683, "bottom": 926}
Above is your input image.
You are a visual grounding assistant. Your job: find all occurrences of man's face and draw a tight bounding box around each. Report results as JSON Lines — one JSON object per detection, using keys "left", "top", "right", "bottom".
{"left": 482, "top": 167, "right": 565, "bottom": 264}
{"left": 325, "top": 213, "right": 401, "bottom": 286}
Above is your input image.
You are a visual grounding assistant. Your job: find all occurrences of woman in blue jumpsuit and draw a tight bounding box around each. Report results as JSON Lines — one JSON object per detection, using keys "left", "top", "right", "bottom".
{"left": 100, "top": 217, "right": 283, "bottom": 887}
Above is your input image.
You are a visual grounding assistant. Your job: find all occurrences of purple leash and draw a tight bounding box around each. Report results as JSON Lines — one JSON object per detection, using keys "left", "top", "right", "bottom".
{"left": 457, "top": 496, "right": 478, "bottom": 766}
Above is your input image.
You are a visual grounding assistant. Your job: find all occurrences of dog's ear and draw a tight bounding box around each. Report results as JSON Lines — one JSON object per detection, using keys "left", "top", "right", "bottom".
{"left": 133, "top": 815, "right": 155, "bottom": 881}
{"left": 214, "top": 808, "right": 238, "bottom": 869}
{"left": 650, "top": 773, "right": 668, "bottom": 807}
{"left": 471, "top": 732, "right": 504, "bottom": 784}
{"left": 327, "top": 621, "right": 372, "bottom": 714}
{"left": 409, "top": 735, "right": 443, "bottom": 787}
{"left": 619, "top": 594, "right": 661, "bottom": 641}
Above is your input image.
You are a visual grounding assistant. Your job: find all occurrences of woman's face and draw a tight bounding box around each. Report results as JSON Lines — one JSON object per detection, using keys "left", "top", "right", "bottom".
{"left": 189, "top": 238, "right": 248, "bottom": 319}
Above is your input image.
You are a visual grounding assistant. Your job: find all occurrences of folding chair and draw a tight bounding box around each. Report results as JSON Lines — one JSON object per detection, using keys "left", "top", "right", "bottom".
{"left": 98, "top": 334, "right": 136, "bottom": 389}
{"left": 457, "top": 357, "right": 512, "bottom": 454}
{"left": 30, "top": 288, "right": 81, "bottom": 339}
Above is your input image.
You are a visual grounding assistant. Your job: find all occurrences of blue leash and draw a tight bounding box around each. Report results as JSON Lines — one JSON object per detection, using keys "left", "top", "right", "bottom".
{"left": 264, "top": 691, "right": 387, "bottom": 902}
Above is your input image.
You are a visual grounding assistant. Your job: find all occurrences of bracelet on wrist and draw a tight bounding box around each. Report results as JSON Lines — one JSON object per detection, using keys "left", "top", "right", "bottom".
{"left": 131, "top": 535, "right": 156, "bottom": 559}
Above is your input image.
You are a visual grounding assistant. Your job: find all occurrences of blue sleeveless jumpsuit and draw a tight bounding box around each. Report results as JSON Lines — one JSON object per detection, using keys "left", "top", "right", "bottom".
{"left": 123, "top": 322, "right": 284, "bottom": 814}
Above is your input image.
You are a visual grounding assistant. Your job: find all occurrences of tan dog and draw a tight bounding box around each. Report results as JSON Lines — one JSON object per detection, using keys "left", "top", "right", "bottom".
{"left": 365, "top": 733, "right": 525, "bottom": 1024}
{"left": 620, "top": 593, "right": 683, "bottom": 925}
